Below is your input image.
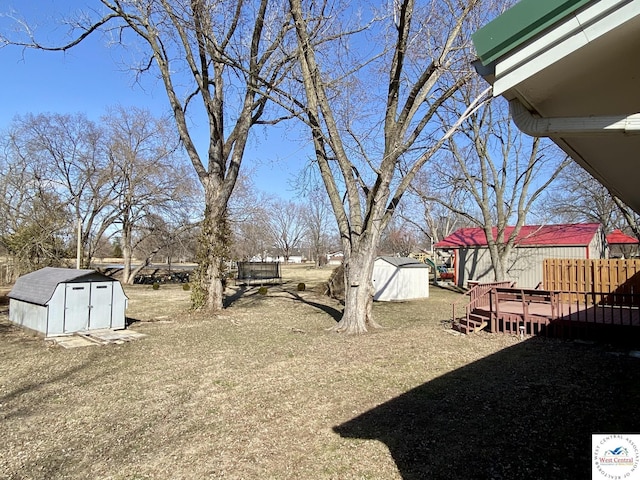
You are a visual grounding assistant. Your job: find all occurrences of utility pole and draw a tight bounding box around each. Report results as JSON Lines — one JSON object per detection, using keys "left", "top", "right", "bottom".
{"left": 76, "top": 217, "right": 82, "bottom": 269}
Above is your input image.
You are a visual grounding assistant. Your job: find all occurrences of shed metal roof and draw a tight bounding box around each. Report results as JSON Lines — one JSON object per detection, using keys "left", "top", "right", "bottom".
{"left": 435, "top": 223, "right": 601, "bottom": 248}
{"left": 606, "top": 229, "right": 639, "bottom": 245}
{"left": 376, "top": 257, "right": 427, "bottom": 268}
{"left": 8, "top": 267, "right": 115, "bottom": 306}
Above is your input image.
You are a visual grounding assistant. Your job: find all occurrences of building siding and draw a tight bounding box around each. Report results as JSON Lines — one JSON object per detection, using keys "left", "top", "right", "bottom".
{"left": 458, "top": 245, "right": 596, "bottom": 288}
{"left": 372, "top": 259, "right": 429, "bottom": 301}
{"left": 9, "top": 300, "right": 48, "bottom": 335}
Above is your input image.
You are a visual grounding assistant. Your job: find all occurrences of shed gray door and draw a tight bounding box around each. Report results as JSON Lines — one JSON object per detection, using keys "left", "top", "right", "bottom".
{"left": 64, "top": 283, "right": 90, "bottom": 333}
{"left": 89, "top": 282, "right": 113, "bottom": 329}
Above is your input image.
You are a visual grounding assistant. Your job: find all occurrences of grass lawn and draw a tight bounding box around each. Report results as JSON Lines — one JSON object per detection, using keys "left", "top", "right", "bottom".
{"left": 1, "top": 264, "right": 640, "bottom": 479}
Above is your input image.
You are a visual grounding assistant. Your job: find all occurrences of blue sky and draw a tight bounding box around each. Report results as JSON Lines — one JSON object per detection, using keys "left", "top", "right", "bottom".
{"left": 0, "top": 0, "right": 311, "bottom": 200}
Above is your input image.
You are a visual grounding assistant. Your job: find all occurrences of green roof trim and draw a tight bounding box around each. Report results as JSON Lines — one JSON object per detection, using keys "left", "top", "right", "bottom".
{"left": 472, "top": 0, "right": 593, "bottom": 65}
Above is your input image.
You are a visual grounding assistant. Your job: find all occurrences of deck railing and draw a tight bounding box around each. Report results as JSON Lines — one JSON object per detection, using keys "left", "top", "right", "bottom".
{"left": 452, "top": 281, "right": 514, "bottom": 326}
{"left": 489, "top": 287, "right": 640, "bottom": 340}
{"left": 555, "top": 291, "right": 640, "bottom": 326}
{"left": 491, "top": 287, "right": 559, "bottom": 334}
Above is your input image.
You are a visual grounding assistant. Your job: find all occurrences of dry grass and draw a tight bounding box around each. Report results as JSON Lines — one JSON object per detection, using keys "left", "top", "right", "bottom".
{"left": 1, "top": 264, "right": 640, "bottom": 479}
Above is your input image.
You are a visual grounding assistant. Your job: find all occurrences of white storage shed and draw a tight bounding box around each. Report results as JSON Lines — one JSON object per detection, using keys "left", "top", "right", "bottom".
{"left": 372, "top": 257, "right": 430, "bottom": 302}
{"left": 8, "top": 267, "right": 128, "bottom": 337}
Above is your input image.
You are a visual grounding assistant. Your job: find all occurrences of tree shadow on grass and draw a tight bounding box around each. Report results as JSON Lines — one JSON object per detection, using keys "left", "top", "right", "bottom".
{"left": 125, "top": 316, "right": 141, "bottom": 327}
{"left": 223, "top": 286, "right": 250, "bottom": 308}
{"left": 284, "top": 290, "right": 343, "bottom": 322}
{"left": 1, "top": 357, "right": 96, "bottom": 421}
{"left": 334, "top": 337, "right": 640, "bottom": 479}
{"left": 0, "top": 319, "right": 14, "bottom": 334}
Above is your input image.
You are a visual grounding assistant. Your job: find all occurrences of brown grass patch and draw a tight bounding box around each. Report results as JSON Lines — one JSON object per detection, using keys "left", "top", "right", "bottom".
{"left": 1, "top": 264, "right": 639, "bottom": 479}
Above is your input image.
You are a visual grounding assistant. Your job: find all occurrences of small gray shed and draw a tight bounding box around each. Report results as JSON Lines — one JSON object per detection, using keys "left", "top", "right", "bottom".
{"left": 8, "top": 267, "right": 128, "bottom": 337}
{"left": 372, "top": 257, "right": 430, "bottom": 302}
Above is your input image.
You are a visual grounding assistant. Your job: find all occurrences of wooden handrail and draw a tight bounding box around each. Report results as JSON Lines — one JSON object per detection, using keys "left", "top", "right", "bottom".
{"left": 451, "top": 281, "right": 514, "bottom": 326}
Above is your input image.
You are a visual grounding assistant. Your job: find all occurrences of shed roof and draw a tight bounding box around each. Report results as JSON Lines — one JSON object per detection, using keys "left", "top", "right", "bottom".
{"left": 9, "top": 267, "right": 114, "bottom": 306}
{"left": 435, "top": 223, "right": 601, "bottom": 248}
{"left": 606, "top": 229, "right": 639, "bottom": 245}
{"left": 376, "top": 256, "right": 427, "bottom": 268}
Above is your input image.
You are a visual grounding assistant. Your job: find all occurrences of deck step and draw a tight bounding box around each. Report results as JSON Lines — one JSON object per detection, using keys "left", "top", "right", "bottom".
{"left": 469, "top": 313, "right": 489, "bottom": 323}
{"left": 460, "top": 320, "right": 488, "bottom": 334}
{"left": 454, "top": 312, "right": 490, "bottom": 334}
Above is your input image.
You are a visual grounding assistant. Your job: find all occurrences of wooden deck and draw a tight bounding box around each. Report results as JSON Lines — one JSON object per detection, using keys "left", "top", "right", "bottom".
{"left": 456, "top": 285, "right": 640, "bottom": 343}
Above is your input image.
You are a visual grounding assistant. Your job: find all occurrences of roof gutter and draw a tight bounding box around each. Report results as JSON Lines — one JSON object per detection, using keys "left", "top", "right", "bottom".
{"left": 509, "top": 99, "right": 640, "bottom": 137}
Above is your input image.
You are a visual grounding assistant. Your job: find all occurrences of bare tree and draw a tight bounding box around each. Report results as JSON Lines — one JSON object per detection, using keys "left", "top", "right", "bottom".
{"left": 130, "top": 213, "right": 195, "bottom": 276}
{"left": 613, "top": 196, "right": 640, "bottom": 241}
{"left": 268, "top": 198, "right": 307, "bottom": 261}
{"left": 544, "top": 162, "right": 635, "bottom": 233}
{"left": 6, "top": 113, "right": 118, "bottom": 267}
{"left": 400, "top": 172, "right": 471, "bottom": 248}
{"left": 544, "top": 161, "right": 640, "bottom": 242}
{"left": 227, "top": 174, "right": 274, "bottom": 261}
{"left": 104, "top": 105, "right": 198, "bottom": 284}
{"left": 303, "top": 188, "right": 334, "bottom": 266}
{"left": 288, "top": 0, "right": 492, "bottom": 332}
{"left": 2, "top": 0, "right": 296, "bottom": 311}
{"left": 0, "top": 158, "right": 71, "bottom": 274}
{"left": 426, "top": 90, "right": 571, "bottom": 282}
{"left": 378, "top": 221, "right": 416, "bottom": 257}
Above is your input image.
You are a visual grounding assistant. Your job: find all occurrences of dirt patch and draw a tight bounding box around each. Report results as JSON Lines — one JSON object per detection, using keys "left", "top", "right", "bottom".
{"left": 1, "top": 264, "right": 639, "bottom": 479}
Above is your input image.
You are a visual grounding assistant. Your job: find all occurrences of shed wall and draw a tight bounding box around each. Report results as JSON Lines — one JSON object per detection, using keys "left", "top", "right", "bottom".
{"left": 372, "top": 261, "right": 429, "bottom": 301}
{"left": 458, "top": 245, "right": 592, "bottom": 288}
{"left": 9, "top": 299, "right": 48, "bottom": 335}
{"left": 588, "top": 228, "right": 608, "bottom": 259}
{"left": 397, "top": 267, "right": 429, "bottom": 300}
{"left": 110, "top": 283, "right": 127, "bottom": 329}
{"left": 47, "top": 284, "right": 67, "bottom": 335}
{"left": 372, "top": 263, "right": 395, "bottom": 301}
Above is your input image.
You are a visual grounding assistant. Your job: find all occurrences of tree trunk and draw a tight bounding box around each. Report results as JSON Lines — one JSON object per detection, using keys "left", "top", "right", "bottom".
{"left": 191, "top": 188, "right": 230, "bottom": 312}
{"left": 486, "top": 242, "right": 507, "bottom": 283}
{"left": 121, "top": 217, "right": 134, "bottom": 284}
{"left": 122, "top": 244, "right": 133, "bottom": 284}
{"left": 333, "top": 245, "right": 381, "bottom": 334}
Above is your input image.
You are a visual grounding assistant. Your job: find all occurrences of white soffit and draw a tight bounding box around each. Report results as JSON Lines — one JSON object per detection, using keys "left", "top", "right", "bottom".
{"left": 493, "top": 0, "right": 640, "bottom": 96}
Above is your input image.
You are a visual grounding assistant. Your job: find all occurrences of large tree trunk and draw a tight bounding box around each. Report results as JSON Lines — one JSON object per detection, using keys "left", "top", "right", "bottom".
{"left": 191, "top": 187, "right": 230, "bottom": 312}
{"left": 486, "top": 242, "right": 508, "bottom": 283}
{"left": 121, "top": 217, "right": 133, "bottom": 284}
{"left": 333, "top": 242, "right": 381, "bottom": 334}
{"left": 122, "top": 246, "right": 133, "bottom": 284}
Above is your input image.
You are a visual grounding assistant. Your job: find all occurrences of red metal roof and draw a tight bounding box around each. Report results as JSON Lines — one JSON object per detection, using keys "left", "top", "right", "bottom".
{"left": 606, "top": 229, "right": 639, "bottom": 245}
{"left": 435, "top": 223, "right": 601, "bottom": 248}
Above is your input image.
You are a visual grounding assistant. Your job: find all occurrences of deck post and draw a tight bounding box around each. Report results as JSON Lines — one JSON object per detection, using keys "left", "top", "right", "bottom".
{"left": 490, "top": 288, "right": 497, "bottom": 332}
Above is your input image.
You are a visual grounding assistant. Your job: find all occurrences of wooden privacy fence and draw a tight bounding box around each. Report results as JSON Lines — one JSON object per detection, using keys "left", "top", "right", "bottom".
{"left": 543, "top": 258, "right": 640, "bottom": 304}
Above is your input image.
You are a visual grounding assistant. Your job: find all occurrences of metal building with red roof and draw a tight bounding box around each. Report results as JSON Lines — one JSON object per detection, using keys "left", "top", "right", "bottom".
{"left": 606, "top": 229, "right": 639, "bottom": 259}
{"left": 435, "top": 223, "right": 606, "bottom": 288}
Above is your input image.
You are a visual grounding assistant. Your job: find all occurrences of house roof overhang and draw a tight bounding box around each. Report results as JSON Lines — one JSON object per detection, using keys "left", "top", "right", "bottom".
{"left": 472, "top": 0, "right": 640, "bottom": 213}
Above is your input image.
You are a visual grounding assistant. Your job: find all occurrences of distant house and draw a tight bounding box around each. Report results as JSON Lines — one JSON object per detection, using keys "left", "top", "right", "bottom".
{"left": 606, "top": 229, "right": 640, "bottom": 259}
{"left": 434, "top": 223, "right": 606, "bottom": 288}
{"left": 372, "top": 257, "right": 430, "bottom": 302}
{"left": 248, "top": 255, "right": 303, "bottom": 263}
{"left": 326, "top": 251, "right": 344, "bottom": 266}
